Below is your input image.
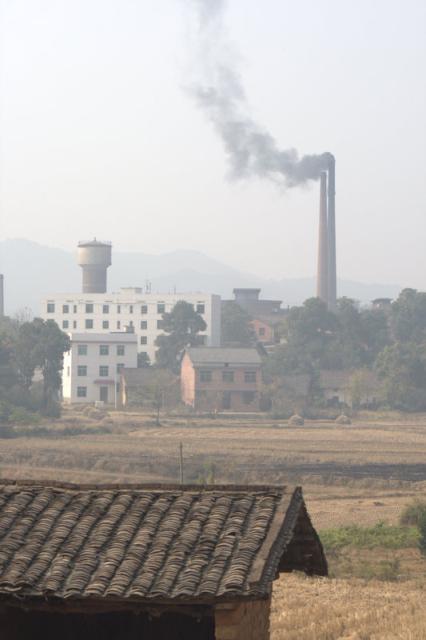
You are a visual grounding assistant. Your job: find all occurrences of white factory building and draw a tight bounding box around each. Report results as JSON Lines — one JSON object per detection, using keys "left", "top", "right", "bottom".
{"left": 42, "top": 289, "right": 221, "bottom": 364}
{"left": 63, "top": 332, "right": 138, "bottom": 404}
{"left": 42, "top": 240, "right": 222, "bottom": 364}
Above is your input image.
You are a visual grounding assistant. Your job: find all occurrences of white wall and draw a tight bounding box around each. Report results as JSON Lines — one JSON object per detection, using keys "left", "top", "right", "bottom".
{"left": 63, "top": 333, "right": 137, "bottom": 404}
{"left": 43, "top": 289, "right": 221, "bottom": 364}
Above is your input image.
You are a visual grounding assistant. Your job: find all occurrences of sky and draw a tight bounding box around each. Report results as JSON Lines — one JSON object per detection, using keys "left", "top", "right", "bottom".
{"left": 0, "top": 0, "right": 425, "bottom": 287}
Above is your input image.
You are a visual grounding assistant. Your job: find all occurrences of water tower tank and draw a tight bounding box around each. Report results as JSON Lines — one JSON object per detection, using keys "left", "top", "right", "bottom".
{"left": 77, "top": 240, "right": 112, "bottom": 294}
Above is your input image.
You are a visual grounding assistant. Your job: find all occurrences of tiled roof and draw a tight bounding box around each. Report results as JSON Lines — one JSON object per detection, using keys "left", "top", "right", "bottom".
{"left": 186, "top": 348, "right": 262, "bottom": 366}
{"left": 0, "top": 482, "right": 325, "bottom": 605}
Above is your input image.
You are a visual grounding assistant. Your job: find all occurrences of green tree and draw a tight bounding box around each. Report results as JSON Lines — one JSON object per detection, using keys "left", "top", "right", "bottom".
{"left": 390, "top": 288, "right": 426, "bottom": 343}
{"left": 155, "top": 301, "right": 207, "bottom": 372}
{"left": 375, "top": 342, "right": 426, "bottom": 411}
{"left": 221, "top": 301, "right": 254, "bottom": 346}
{"left": 30, "top": 319, "right": 70, "bottom": 412}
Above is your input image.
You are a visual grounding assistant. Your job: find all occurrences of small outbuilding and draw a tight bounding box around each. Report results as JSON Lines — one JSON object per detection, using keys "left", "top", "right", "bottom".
{"left": 0, "top": 481, "right": 327, "bottom": 640}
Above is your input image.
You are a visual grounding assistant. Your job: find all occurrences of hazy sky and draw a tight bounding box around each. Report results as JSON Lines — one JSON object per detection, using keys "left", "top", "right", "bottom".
{"left": 1, "top": 0, "right": 425, "bottom": 287}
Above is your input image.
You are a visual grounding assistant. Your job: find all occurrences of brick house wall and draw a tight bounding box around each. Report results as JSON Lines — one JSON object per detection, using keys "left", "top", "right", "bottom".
{"left": 250, "top": 318, "right": 275, "bottom": 344}
{"left": 215, "top": 598, "right": 271, "bottom": 640}
{"left": 181, "top": 363, "right": 260, "bottom": 411}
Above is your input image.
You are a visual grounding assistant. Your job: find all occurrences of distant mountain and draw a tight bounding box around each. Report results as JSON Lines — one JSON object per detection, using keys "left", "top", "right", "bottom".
{"left": 0, "top": 238, "right": 402, "bottom": 315}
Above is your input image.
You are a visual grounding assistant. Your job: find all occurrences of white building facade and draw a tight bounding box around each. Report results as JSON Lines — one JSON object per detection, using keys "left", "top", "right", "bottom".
{"left": 42, "top": 289, "right": 221, "bottom": 364}
{"left": 63, "top": 332, "right": 138, "bottom": 404}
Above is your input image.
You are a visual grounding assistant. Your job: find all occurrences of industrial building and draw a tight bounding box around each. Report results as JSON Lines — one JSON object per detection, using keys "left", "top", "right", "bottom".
{"left": 42, "top": 240, "right": 221, "bottom": 363}
{"left": 62, "top": 332, "right": 138, "bottom": 404}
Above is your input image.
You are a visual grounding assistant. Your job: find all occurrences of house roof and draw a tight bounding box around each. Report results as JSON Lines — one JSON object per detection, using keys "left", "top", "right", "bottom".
{"left": 186, "top": 348, "right": 262, "bottom": 366}
{"left": 0, "top": 481, "right": 326, "bottom": 606}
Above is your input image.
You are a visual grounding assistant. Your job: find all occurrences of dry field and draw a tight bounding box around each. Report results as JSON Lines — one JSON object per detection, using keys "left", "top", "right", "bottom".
{"left": 1, "top": 408, "right": 426, "bottom": 638}
{"left": 271, "top": 573, "right": 426, "bottom": 639}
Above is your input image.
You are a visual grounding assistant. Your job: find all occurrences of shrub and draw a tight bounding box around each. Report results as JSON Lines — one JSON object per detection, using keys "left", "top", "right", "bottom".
{"left": 321, "top": 522, "right": 419, "bottom": 551}
{"left": 9, "top": 406, "right": 41, "bottom": 426}
{"left": 399, "top": 499, "right": 426, "bottom": 527}
{"left": 418, "top": 511, "right": 426, "bottom": 556}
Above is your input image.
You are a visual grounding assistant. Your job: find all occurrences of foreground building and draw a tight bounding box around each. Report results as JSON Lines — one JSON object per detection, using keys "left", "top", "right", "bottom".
{"left": 181, "top": 347, "right": 262, "bottom": 411}
{"left": 42, "top": 289, "right": 221, "bottom": 363}
{"left": 0, "top": 481, "right": 327, "bottom": 640}
{"left": 63, "top": 332, "right": 138, "bottom": 404}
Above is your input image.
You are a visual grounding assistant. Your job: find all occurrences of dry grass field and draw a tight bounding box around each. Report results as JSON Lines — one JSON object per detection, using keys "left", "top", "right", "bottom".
{"left": 1, "top": 408, "right": 426, "bottom": 637}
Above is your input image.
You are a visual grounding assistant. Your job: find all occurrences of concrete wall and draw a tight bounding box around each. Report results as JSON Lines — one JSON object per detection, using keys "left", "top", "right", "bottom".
{"left": 181, "top": 353, "right": 196, "bottom": 407}
{"left": 215, "top": 599, "right": 270, "bottom": 640}
{"left": 42, "top": 290, "right": 221, "bottom": 363}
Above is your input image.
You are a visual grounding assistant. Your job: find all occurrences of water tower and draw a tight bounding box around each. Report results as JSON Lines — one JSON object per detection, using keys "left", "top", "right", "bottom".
{"left": 77, "top": 239, "right": 112, "bottom": 294}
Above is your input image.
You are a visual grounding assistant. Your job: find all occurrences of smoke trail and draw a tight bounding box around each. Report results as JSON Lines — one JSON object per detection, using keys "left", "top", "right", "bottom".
{"left": 185, "top": 0, "right": 331, "bottom": 186}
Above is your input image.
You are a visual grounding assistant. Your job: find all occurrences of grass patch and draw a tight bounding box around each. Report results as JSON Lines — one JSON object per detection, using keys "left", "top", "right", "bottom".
{"left": 320, "top": 522, "right": 419, "bottom": 551}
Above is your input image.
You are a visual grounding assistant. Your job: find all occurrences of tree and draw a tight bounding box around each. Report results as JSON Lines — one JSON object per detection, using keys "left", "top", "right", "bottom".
{"left": 137, "top": 352, "right": 151, "bottom": 368}
{"left": 390, "top": 289, "right": 426, "bottom": 343}
{"left": 155, "top": 301, "right": 206, "bottom": 372}
{"left": 29, "top": 319, "right": 70, "bottom": 412}
{"left": 131, "top": 369, "right": 178, "bottom": 425}
{"left": 375, "top": 342, "right": 426, "bottom": 411}
{"left": 221, "top": 301, "right": 254, "bottom": 346}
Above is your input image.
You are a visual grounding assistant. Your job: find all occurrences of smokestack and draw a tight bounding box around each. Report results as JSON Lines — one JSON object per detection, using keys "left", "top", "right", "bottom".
{"left": 77, "top": 240, "right": 112, "bottom": 294}
{"left": 327, "top": 155, "right": 337, "bottom": 309}
{"left": 0, "top": 275, "right": 4, "bottom": 316}
{"left": 317, "top": 171, "right": 329, "bottom": 304}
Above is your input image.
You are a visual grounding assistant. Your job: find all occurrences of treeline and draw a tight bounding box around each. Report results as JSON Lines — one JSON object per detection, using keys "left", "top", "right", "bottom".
{"left": 263, "top": 289, "right": 426, "bottom": 412}
{"left": 0, "top": 317, "right": 70, "bottom": 421}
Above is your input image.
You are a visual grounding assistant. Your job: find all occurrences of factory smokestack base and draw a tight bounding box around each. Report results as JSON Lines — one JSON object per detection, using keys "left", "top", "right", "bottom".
{"left": 77, "top": 240, "right": 112, "bottom": 294}
{"left": 327, "top": 155, "right": 337, "bottom": 309}
{"left": 317, "top": 171, "right": 329, "bottom": 304}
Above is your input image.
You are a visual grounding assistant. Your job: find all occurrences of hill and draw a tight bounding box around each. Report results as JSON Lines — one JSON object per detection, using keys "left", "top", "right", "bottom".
{"left": 0, "top": 238, "right": 401, "bottom": 315}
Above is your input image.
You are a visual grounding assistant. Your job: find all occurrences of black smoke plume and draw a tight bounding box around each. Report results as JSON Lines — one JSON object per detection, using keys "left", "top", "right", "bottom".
{"left": 185, "top": 0, "right": 331, "bottom": 186}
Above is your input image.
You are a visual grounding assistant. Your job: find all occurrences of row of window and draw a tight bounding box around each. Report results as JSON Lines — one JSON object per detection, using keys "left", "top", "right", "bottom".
{"left": 196, "top": 390, "right": 256, "bottom": 405}
{"left": 48, "top": 303, "right": 206, "bottom": 315}
{"left": 63, "top": 319, "right": 164, "bottom": 331}
{"left": 77, "top": 344, "right": 126, "bottom": 356}
{"left": 77, "top": 364, "right": 124, "bottom": 377}
{"left": 76, "top": 385, "right": 119, "bottom": 399}
{"left": 199, "top": 370, "right": 257, "bottom": 383}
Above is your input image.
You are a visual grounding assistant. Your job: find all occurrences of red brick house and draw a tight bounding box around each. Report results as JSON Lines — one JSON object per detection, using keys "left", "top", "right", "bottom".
{"left": 181, "top": 347, "right": 262, "bottom": 412}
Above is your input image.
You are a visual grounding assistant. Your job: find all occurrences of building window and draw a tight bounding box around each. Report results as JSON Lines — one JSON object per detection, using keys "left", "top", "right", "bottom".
{"left": 99, "top": 345, "right": 109, "bottom": 356}
{"left": 62, "top": 304, "right": 69, "bottom": 314}
{"left": 85, "top": 319, "right": 93, "bottom": 329}
{"left": 129, "top": 305, "right": 133, "bottom": 314}
{"left": 73, "top": 305, "right": 77, "bottom": 313}
{"left": 99, "top": 365, "right": 109, "bottom": 377}
{"left": 62, "top": 320, "right": 69, "bottom": 329}
{"left": 117, "top": 345, "right": 125, "bottom": 356}
{"left": 102, "top": 320, "right": 109, "bottom": 329}
{"left": 222, "top": 370, "right": 234, "bottom": 383}
{"left": 117, "top": 321, "right": 121, "bottom": 329}
{"left": 47, "top": 303, "right": 55, "bottom": 313}
{"left": 77, "top": 344, "right": 88, "bottom": 356}
{"left": 77, "top": 386, "right": 87, "bottom": 398}
{"left": 196, "top": 303, "right": 205, "bottom": 314}
{"left": 85, "top": 303, "right": 94, "bottom": 313}
{"left": 243, "top": 391, "right": 255, "bottom": 405}
{"left": 77, "top": 365, "right": 87, "bottom": 377}
{"left": 102, "top": 305, "right": 109, "bottom": 314}
{"left": 157, "top": 303, "right": 165, "bottom": 314}
{"left": 140, "top": 320, "right": 147, "bottom": 330}
{"left": 73, "top": 321, "right": 77, "bottom": 329}
{"left": 157, "top": 319, "right": 163, "bottom": 330}
{"left": 141, "top": 305, "right": 148, "bottom": 314}
{"left": 116, "top": 363, "right": 124, "bottom": 373}
{"left": 258, "top": 327, "right": 266, "bottom": 337}
{"left": 140, "top": 336, "right": 147, "bottom": 345}
{"left": 117, "top": 305, "right": 121, "bottom": 314}
{"left": 244, "top": 371, "right": 257, "bottom": 383}
{"left": 200, "top": 370, "right": 212, "bottom": 383}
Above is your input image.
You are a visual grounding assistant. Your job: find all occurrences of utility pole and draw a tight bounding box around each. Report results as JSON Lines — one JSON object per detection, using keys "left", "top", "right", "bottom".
{"left": 179, "top": 442, "right": 184, "bottom": 485}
